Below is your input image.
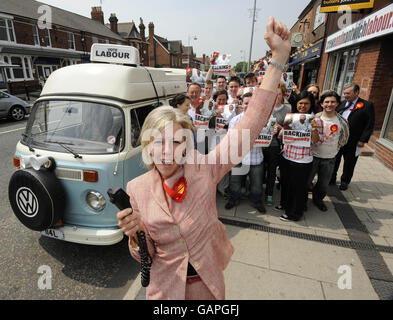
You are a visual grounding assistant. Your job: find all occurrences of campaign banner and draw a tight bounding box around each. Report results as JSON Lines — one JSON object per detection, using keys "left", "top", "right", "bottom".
{"left": 194, "top": 114, "right": 210, "bottom": 129}
{"left": 255, "top": 117, "right": 276, "bottom": 147}
{"left": 211, "top": 52, "right": 231, "bottom": 76}
{"left": 320, "top": 0, "right": 374, "bottom": 13}
{"left": 325, "top": 3, "right": 392, "bottom": 53}
{"left": 212, "top": 65, "right": 231, "bottom": 76}
{"left": 215, "top": 117, "right": 227, "bottom": 132}
{"left": 283, "top": 113, "right": 313, "bottom": 147}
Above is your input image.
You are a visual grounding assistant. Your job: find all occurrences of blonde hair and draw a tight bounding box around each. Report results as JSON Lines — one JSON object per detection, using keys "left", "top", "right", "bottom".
{"left": 278, "top": 82, "right": 286, "bottom": 96}
{"left": 139, "top": 106, "right": 195, "bottom": 169}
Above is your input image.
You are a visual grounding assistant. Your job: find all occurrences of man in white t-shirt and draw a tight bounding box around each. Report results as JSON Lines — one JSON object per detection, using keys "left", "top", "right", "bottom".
{"left": 309, "top": 90, "right": 349, "bottom": 211}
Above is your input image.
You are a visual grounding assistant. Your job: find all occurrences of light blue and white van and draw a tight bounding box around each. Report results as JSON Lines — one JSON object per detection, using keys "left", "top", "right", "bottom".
{"left": 9, "top": 44, "right": 186, "bottom": 245}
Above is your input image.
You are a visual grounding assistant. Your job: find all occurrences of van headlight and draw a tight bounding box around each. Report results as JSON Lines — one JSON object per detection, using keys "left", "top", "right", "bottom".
{"left": 86, "top": 191, "right": 106, "bottom": 211}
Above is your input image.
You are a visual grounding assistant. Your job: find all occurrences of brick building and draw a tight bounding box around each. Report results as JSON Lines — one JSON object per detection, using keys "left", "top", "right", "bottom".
{"left": 289, "top": 0, "right": 327, "bottom": 90}
{"left": 147, "top": 22, "right": 184, "bottom": 68}
{"left": 182, "top": 46, "right": 199, "bottom": 69}
{"left": 0, "top": 1, "right": 125, "bottom": 94}
{"left": 316, "top": 0, "right": 393, "bottom": 169}
{"left": 105, "top": 17, "right": 149, "bottom": 66}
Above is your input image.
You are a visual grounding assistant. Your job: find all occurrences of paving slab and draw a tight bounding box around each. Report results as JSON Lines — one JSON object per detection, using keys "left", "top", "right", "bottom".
{"left": 224, "top": 260, "right": 325, "bottom": 300}
{"left": 226, "top": 225, "right": 269, "bottom": 269}
{"left": 268, "top": 232, "right": 375, "bottom": 287}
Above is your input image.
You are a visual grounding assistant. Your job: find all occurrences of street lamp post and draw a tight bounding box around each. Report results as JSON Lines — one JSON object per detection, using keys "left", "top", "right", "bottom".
{"left": 240, "top": 50, "right": 246, "bottom": 73}
{"left": 248, "top": 0, "right": 257, "bottom": 72}
{"left": 188, "top": 35, "right": 197, "bottom": 68}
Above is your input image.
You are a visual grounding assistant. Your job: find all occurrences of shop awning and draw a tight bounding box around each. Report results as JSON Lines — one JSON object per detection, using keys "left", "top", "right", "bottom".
{"left": 289, "top": 41, "right": 323, "bottom": 67}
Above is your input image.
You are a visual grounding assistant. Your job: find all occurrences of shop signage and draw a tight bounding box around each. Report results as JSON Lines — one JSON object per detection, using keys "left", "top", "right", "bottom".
{"left": 289, "top": 42, "right": 323, "bottom": 66}
{"left": 320, "top": 0, "right": 374, "bottom": 13}
{"left": 325, "top": 3, "right": 393, "bottom": 53}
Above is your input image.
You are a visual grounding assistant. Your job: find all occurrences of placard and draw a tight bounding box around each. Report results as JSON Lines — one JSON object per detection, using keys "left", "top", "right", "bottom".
{"left": 283, "top": 113, "right": 313, "bottom": 147}
{"left": 215, "top": 117, "right": 226, "bottom": 132}
{"left": 255, "top": 117, "right": 276, "bottom": 147}
{"left": 194, "top": 114, "right": 210, "bottom": 129}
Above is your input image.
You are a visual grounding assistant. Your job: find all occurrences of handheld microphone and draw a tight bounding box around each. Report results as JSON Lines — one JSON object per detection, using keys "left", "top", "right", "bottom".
{"left": 107, "top": 187, "right": 152, "bottom": 287}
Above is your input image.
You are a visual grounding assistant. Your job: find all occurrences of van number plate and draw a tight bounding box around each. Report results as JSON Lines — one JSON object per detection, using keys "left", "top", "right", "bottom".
{"left": 41, "top": 228, "right": 64, "bottom": 240}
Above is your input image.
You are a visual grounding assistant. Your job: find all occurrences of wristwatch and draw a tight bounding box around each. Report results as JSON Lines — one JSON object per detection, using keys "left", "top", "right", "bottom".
{"left": 269, "top": 59, "right": 289, "bottom": 72}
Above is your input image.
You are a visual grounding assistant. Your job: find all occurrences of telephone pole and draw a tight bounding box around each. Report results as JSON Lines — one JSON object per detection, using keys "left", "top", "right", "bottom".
{"left": 247, "top": 0, "right": 257, "bottom": 72}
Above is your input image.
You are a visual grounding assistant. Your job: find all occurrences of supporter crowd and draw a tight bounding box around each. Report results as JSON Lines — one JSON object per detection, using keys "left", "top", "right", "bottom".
{"left": 169, "top": 62, "right": 375, "bottom": 223}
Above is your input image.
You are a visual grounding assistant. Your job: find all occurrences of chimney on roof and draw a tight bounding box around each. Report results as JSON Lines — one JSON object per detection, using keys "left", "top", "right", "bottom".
{"left": 139, "top": 17, "right": 146, "bottom": 41}
{"left": 148, "top": 22, "right": 154, "bottom": 42}
{"left": 109, "top": 13, "right": 118, "bottom": 34}
{"left": 91, "top": 6, "right": 104, "bottom": 25}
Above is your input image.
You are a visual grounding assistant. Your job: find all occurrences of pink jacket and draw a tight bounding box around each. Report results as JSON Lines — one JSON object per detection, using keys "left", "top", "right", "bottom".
{"left": 127, "top": 88, "right": 277, "bottom": 299}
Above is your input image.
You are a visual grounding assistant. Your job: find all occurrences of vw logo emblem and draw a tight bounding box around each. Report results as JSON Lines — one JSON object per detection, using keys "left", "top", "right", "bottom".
{"left": 16, "top": 187, "right": 39, "bottom": 218}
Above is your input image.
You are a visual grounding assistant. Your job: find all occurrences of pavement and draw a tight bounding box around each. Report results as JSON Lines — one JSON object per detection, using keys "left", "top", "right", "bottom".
{"left": 124, "top": 153, "right": 393, "bottom": 300}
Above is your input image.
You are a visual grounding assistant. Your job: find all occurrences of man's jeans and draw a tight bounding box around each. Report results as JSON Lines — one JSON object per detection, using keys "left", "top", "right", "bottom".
{"left": 228, "top": 163, "right": 263, "bottom": 207}
{"left": 308, "top": 157, "right": 336, "bottom": 203}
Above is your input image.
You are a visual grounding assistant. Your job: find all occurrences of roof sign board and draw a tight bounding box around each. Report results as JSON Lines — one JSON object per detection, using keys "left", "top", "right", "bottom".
{"left": 91, "top": 44, "right": 140, "bottom": 65}
{"left": 325, "top": 3, "right": 393, "bottom": 53}
{"left": 320, "top": 0, "right": 374, "bottom": 13}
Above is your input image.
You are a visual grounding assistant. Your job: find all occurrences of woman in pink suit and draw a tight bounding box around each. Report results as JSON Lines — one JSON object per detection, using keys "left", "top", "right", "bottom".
{"left": 117, "top": 17, "right": 291, "bottom": 300}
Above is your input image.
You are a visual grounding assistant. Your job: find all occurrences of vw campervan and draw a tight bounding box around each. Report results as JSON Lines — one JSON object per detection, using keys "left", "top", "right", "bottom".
{"left": 8, "top": 44, "right": 186, "bottom": 245}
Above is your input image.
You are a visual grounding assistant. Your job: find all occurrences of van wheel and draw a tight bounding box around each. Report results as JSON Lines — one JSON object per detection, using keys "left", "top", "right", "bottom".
{"left": 9, "top": 105, "right": 26, "bottom": 121}
{"left": 8, "top": 169, "right": 66, "bottom": 231}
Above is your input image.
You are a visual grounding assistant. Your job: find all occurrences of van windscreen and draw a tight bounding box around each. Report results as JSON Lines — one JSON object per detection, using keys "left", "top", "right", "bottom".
{"left": 23, "top": 100, "right": 124, "bottom": 155}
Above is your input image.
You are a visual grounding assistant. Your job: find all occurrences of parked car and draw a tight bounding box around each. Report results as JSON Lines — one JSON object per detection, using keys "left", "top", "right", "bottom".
{"left": 0, "top": 90, "right": 30, "bottom": 121}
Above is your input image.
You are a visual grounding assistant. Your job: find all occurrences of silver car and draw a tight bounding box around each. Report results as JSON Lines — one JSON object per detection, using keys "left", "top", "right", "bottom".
{"left": 0, "top": 91, "right": 30, "bottom": 121}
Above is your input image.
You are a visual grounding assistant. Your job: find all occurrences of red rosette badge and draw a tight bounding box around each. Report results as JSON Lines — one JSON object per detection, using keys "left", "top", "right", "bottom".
{"left": 329, "top": 124, "right": 338, "bottom": 136}
{"left": 350, "top": 102, "right": 364, "bottom": 111}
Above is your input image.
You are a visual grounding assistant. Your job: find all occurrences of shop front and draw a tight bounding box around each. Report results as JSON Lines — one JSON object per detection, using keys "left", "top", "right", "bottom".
{"left": 322, "top": 2, "right": 393, "bottom": 168}
{"left": 289, "top": 41, "right": 323, "bottom": 89}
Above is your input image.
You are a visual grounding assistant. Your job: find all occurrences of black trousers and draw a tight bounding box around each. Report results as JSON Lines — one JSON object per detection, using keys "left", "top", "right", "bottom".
{"left": 331, "top": 144, "right": 358, "bottom": 185}
{"left": 263, "top": 145, "right": 281, "bottom": 197}
{"left": 280, "top": 157, "right": 312, "bottom": 220}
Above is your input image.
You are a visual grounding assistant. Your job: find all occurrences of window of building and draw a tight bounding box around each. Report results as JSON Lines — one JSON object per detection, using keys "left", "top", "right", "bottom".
{"left": 2, "top": 55, "right": 33, "bottom": 81}
{"left": 11, "top": 56, "right": 24, "bottom": 80}
{"left": 24, "top": 57, "right": 31, "bottom": 78}
{"left": 32, "top": 25, "right": 39, "bottom": 45}
{"left": 381, "top": 89, "right": 393, "bottom": 145}
{"left": 44, "top": 28, "right": 51, "bottom": 47}
{"left": 92, "top": 36, "right": 98, "bottom": 44}
{"left": 67, "top": 32, "right": 75, "bottom": 50}
{"left": 323, "top": 47, "right": 359, "bottom": 96}
{"left": 0, "top": 18, "right": 16, "bottom": 42}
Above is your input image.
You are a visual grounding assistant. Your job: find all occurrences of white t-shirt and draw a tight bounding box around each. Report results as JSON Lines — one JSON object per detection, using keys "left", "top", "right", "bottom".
{"left": 188, "top": 105, "right": 196, "bottom": 123}
{"left": 313, "top": 115, "right": 341, "bottom": 159}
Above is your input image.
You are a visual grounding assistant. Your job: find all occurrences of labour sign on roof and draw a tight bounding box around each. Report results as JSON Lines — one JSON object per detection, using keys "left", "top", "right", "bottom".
{"left": 91, "top": 43, "right": 140, "bottom": 65}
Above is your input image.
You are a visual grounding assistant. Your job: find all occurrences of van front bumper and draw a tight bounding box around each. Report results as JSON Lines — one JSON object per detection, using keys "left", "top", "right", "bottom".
{"left": 41, "top": 225, "right": 124, "bottom": 245}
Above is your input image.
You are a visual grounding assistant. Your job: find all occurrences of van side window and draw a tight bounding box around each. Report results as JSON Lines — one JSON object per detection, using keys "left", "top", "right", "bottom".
{"left": 135, "top": 104, "right": 155, "bottom": 128}
{"left": 130, "top": 109, "right": 141, "bottom": 148}
{"left": 130, "top": 104, "right": 155, "bottom": 148}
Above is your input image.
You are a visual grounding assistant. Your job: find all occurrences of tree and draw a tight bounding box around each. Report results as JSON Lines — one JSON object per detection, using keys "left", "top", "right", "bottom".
{"left": 235, "top": 61, "right": 248, "bottom": 73}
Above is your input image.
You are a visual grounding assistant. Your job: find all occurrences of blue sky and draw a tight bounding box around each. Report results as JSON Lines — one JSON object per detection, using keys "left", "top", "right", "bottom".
{"left": 39, "top": 0, "right": 311, "bottom": 65}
